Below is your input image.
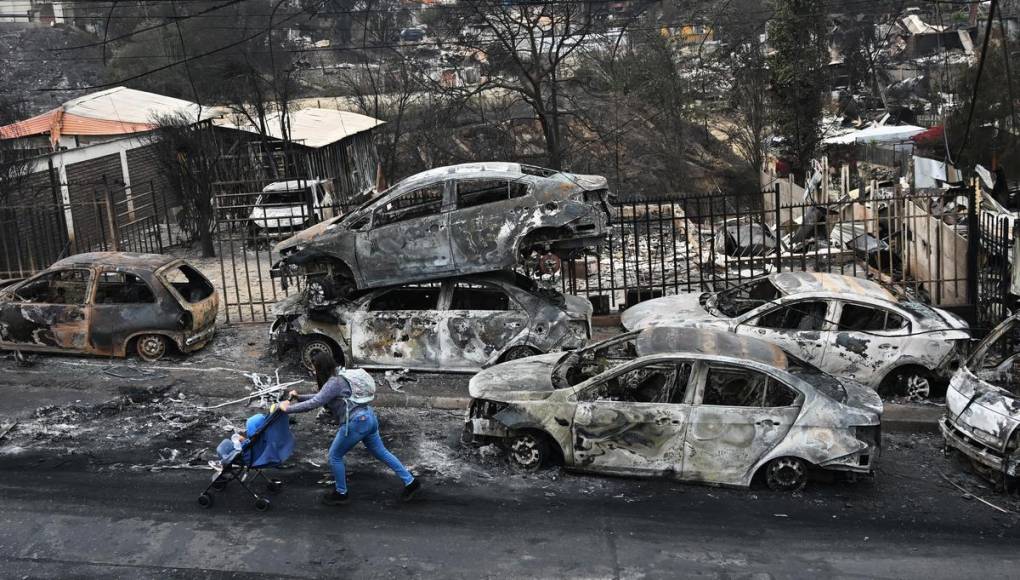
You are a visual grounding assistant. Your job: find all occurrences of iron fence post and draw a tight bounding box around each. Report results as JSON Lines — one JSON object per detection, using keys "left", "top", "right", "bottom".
{"left": 967, "top": 180, "right": 979, "bottom": 311}
{"left": 774, "top": 186, "right": 782, "bottom": 273}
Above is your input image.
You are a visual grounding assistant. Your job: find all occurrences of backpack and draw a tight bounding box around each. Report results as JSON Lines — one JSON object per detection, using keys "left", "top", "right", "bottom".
{"left": 340, "top": 368, "right": 375, "bottom": 405}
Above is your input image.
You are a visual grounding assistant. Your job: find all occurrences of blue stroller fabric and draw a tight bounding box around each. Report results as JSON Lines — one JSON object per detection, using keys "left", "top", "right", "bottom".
{"left": 242, "top": 409, "right": 295, "bottom": 468}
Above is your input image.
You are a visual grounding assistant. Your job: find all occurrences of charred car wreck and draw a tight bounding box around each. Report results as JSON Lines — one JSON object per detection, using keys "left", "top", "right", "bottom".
{"left": 0, "top": 252, "right": 218, "bottom": 361}
{"left": 621, "top": 273, "right": 970, "bottom": 400}
{"left": 271, "top": 162, "right": 611, "bottom": 306}
{"left": 271, "top": 272, "right": 592, "bottom": 371}
{"left": 465, "top": 327, "right": 882, "bottom": 490}
{"left": 941, "top": 314, "right": 1020, "bottom": 487}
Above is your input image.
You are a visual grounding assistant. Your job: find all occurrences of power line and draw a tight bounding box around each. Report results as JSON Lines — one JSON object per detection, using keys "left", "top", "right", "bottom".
{"left": 954, "top": 0, "right": 998, "bottom": 160}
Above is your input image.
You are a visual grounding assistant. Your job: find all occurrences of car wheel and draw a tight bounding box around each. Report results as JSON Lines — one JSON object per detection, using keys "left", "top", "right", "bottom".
{"left": 135, "top": 334, "right": 168, "bottom": 362}
{"left": 881, "top": 368, "right": 932, "bottom": 402}
{"left": 301, "top": 337, "right": 342, "bottom": 370}
{"left": 508, "top": 431, "right": 551, "bottom": 472}
{"left": 764, "top": 457, "right": 808, "bottom": 492}
{"left": 501, "top": 346, "right": 540, "bottom": 362}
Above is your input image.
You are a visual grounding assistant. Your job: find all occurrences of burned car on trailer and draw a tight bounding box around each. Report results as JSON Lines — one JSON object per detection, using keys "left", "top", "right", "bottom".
{"left": 941, "top": 313, "right": 1020, "bottom": 487}
{"left": 465, "top": 327, "right": 882, "bottom": 490}
{"left": 0, "top": 252, "right": 218, "bottom": 361}
{"left": 270, "top": 162, "right": 611, "bottom": 305}
{"left": 271, "top": 272, "right": 592, "bottom": 371}
{"left": 621, "top": 272, "right": 970, "bottom": 400}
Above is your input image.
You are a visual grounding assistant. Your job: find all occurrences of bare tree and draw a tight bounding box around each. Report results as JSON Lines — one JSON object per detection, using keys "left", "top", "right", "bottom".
{"left": 0, "top": 96, "right": 35, "bottom": 207}
{"left": 726, "top": 42, "right": 771, "bottom": 183}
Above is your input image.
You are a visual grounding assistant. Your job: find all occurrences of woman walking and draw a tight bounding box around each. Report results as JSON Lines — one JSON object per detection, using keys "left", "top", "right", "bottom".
{"left": 280, "top": 351, "right": 421, "bottom": 505}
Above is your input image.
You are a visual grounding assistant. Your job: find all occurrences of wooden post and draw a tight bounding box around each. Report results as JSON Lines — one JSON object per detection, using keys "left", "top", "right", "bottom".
{"left": 102, "top": 176, "right": 120, "bottom": 251}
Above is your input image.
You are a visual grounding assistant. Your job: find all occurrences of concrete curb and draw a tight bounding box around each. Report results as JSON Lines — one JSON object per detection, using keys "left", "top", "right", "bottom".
{"left": 374, "top": 395, "right": 943, "bottom": 433}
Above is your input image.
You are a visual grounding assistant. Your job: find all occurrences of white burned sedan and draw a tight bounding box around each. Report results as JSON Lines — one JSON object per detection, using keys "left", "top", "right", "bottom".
{"left": 621, "top": 272, "right": 970, "bottom": 400}
{"left": 465, "top": 327, "right": 882, "bottom": 491}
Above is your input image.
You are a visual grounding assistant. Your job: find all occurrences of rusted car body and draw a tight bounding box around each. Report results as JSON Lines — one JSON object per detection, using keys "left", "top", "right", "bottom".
{"left": 621, "top": 272, "right": 970, "bottom": 399}
{"left": 941, "top": 314, "right": 1020, "bottom": 484}
{"left": 270, "top": 272, "right": 592, "bottom": 371}
{"left": 465, "top": 327, "right": 882, "bottom": 490}
{"left": 271, "top": 162, "right": 611, "bottom": 304}
{"left": 0, "top": 253, "right": 218, "bottom": 361}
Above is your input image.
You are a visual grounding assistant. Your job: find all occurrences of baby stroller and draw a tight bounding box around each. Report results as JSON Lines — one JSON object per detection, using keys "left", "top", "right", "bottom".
{"left": 198, "top": 406, "right": 295, "bottom": 511}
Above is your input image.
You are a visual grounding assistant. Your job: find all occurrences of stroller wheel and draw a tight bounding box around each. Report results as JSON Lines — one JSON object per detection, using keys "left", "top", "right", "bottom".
{"left": 266, "top": 479, "right": 283, "bottom": 493}
{"left": 197, "top": 493, "right": 213, "bottom": 508}
{"left": 254, "top": 497, "right": 271, "bottom": 511}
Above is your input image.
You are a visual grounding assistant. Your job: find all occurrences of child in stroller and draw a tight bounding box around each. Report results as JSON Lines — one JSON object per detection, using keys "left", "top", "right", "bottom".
{"left": 198, "top": 405, "right": 295, "bottom": 511}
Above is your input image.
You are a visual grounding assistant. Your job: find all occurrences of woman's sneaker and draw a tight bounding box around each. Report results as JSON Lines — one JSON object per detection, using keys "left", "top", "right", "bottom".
{"left": 322, "top": 490, "right": 349, "bottom": 506}
{"left": 401, "top": 478, "right": 422, "bottom": 502}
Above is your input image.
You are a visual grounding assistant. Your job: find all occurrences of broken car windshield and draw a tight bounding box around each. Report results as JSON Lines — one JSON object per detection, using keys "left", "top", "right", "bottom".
{"left": 712, "top": 278, "right": 783, "bottom": 318}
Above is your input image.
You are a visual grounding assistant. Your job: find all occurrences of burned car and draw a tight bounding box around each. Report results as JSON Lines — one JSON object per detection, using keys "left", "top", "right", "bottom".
{"left": 941, "top": 313, "right": 1020, "bottom": 486}
{"left": 465, "top": 327, "right": 882, "bottom": 490}
{"left": 621, "top": 272, "right": 970, "bottom": 400}
{"left": 0, "top": 252, "right": 218, "bottom": 361}
{"left": 271, "top": 272, "right": 592, "bottom": 371}
{"left": 248, "top": 179, "right": 336, "bottom": 238}
{"left": 271, "top": 162, "right": 611, "bottom": 305}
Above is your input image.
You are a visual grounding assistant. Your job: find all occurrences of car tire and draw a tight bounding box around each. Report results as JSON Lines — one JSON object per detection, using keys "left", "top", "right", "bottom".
{"left": 135, "top": 334, "right": 168, "bottom": 362}
{"left": 764, "top": 457, "right": 808, "bottom": 492}
{"left": 501, "top": 345, "right": 540, "bottom": 362}
{"left": 880, "top": 367, "right": 932, "bottom": 402}
{"left": 300, "top": 337, "right": 342, "bottom": 370}
{"left": 508, "top": 431, "right": 551, "bottom": 472}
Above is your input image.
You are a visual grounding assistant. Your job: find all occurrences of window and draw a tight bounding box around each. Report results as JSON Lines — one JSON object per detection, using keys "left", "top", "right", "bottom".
{"left": 455, "top": 179, "right": 528, "bottom": 209}
{"left": 578, "top": 363, "right": 692, "bottom": 404}
{"left": 375, "top": 185, "right": 444, "bottom": 227}
{"left": 755, "top": 301, "right": 828, "bottom": 331}
{"left": 714, "top": 278, "right": 782, "bottom": 317}
{"left": 449, "top": 283, "right": 517, "bottom": 311}
{"left": 95, "top": 272, "right": 155, "bottom": 304}
{"left": 838, "top": 304, "right": 908, "bottom": 332}
{"left": 163, "top": 265, "right": 214, "bottom": 303}
{"left": 763, "top": 381, "right": 798, "bottom": 407}
{"left": 15, "top": 269, "right": 92, "bottom": 305}
{"left": 702, "top": 366, "right": 768, "bottom": 407}
{"left": 368, "top": 286, "right": 441, "bottom": 311}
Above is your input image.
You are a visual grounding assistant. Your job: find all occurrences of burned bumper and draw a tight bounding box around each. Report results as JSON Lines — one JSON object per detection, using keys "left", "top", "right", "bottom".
{"left": 181, "top": 325, "right": 216, "bottom": 352}
{"left": 940, "top": 417, "right": 1020, "bottom": 476}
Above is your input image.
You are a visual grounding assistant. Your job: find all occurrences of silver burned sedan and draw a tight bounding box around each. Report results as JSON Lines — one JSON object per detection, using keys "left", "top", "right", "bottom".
{"left": 271, "top": 272, "right": 592, "bottom": 371}
{"left": 465, "top": 327, "right": 882, "bottom": 491}
{"left": 621, "top": 272, "right": 970, "bottom": 400}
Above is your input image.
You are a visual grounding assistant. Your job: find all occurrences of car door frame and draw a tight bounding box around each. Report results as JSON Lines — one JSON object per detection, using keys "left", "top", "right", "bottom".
{"left": 347, "top": 282, "right": 445, "bottom": 370}
{"left": 447, "top": 176, "right": 533, "bottom": 269}
{"left": 355, "top": 179, "right": 455, "bottom": 285}
{"left": 436, "top": 279, "right": 532, "bottom": 369}
{"left": 567, "top": 355, "right": 695, "bottom": 477}
{"left": 0, "top": 266, "right": 96, "bottom": 353}
{"left": 731, "top": 296, "right": 836, "bottom": 365}
{"left": 824, "top": 299, "right": 914, "bottom": 385}
{"left": 681, "top": 359, "right": 802, "bottom": 486}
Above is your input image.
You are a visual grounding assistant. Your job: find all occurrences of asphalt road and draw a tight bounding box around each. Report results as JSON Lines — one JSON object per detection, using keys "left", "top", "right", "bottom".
{"left": 3, "top": 326, "right": 1020, "bottom": 579}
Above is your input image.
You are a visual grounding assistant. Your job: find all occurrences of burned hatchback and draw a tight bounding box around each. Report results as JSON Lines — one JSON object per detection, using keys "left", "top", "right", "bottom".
{"left": 271, "top": 272, "right": 592, "bottom": 371}
{"left": 0, "top": 252, "right": 218, "bottom": 361}
{"left": 466, "top": 327, "right": 882, "bottom": 491}
{"left": 271, "top": 162, "right": 611, "bottom": 305}
{"left": 941, "top": 313, "right": 1020, "bottom": 487}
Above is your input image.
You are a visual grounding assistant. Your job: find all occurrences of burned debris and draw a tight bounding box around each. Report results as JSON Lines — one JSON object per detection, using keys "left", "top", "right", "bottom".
{"left": 0, "top": 252, "right": 218, "bottom": 362}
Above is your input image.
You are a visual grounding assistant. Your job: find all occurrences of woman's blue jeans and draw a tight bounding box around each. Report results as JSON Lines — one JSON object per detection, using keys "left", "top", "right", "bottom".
{"left": 328, "top": 407, "right": 414, "bottom": 494}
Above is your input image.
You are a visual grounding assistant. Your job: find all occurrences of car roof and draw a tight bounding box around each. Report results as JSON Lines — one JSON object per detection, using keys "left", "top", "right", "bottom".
{"left": 635, "top": 326, "right": 789, "bottom": 370}
{"left": 770, "top": 272, "right": 895, "bottom": 302}
{"left": 49, "top": 252, "right": 178, "bottom": 271}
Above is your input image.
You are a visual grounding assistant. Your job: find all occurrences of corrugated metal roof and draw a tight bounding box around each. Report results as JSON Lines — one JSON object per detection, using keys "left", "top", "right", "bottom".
{"left": 0, "top": 86, "right": 212, "bottom": 142}
{"left": 215, "top": 108, "right": 384, "bottom": 149}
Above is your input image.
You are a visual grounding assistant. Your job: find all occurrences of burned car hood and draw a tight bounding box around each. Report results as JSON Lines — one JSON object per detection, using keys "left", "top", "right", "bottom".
{"left": 563, "top": 172, "right": 609, "bottom": 191}
{"left": 946, "top": 367, "right": 1020, "bottom": 452}
{"left": 563, "top": 294, "right": 593, "bottom": 319}
{"left": 469, "top": 352, "right": 563, "bottom": 400}
{"left": 273, "top": 215, "right": 346, "bottom": 255}
{"left": 620, "top": 293, "right": 714, "bottom": 330}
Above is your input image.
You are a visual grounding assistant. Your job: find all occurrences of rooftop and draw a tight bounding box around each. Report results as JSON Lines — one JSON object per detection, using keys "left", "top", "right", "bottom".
{"left": 215, "top": 108, "right": 384, "bottom": 149}
{"left": 635, "top": 326, "right": 789, "bottom": 369}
